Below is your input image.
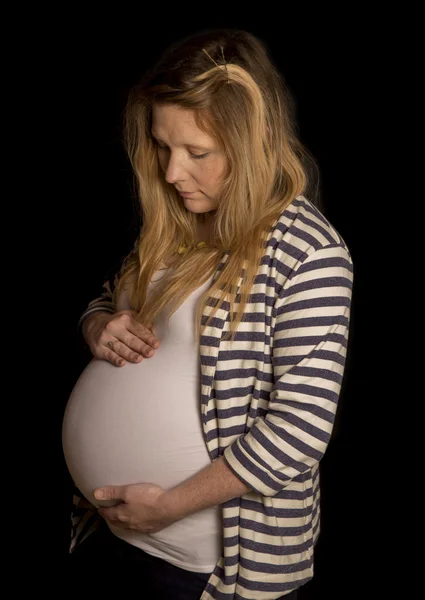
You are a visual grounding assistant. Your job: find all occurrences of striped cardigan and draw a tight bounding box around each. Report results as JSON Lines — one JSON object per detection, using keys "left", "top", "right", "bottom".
{"left": 70, "top": 196, "right": 353, "bottom": 599}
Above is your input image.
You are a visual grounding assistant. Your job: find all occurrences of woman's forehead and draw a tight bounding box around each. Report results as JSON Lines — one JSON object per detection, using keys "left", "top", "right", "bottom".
{"left": 152, "top": 104, "right": 214, "bottom": 143}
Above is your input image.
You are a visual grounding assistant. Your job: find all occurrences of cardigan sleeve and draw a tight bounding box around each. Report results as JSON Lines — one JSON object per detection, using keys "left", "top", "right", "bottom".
{"left": 77, "top": 269, "right": 119, "bottom": 331}
{"left": 223, "top": 243, "right": 354, "bottom": 496}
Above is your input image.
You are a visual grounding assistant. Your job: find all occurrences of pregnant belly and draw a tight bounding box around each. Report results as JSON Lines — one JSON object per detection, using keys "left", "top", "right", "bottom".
{"left": 62, "top": 356, "right": 211, "bottom": 507}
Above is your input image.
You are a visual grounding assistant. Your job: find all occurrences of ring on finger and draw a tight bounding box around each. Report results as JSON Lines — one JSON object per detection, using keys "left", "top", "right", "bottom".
{"left": 107, "top": 341, "right": 115, "bottom": 351}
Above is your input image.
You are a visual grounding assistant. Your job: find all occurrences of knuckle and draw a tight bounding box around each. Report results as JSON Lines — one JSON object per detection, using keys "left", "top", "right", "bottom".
{"left": 104, "top": 350, "right": 116, "bottom": 363}
{"left": 105, "top": 321, "right": 115, "bottom": 332}
{"left": 123, "top": 336, "right": 133, "bottom": 348}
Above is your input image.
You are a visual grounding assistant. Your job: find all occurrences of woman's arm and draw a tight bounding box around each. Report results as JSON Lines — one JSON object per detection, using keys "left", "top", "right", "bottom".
{"left": 159, "top": 455, "right": 251, "bottom": 521}
{"left": 222, "top": 243, "right": 354, "bottom": 496}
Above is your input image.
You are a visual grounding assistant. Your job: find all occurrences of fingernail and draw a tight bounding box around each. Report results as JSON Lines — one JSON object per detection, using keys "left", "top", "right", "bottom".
{"left": 94, "top": 490, "right": 104, "bottom": 499}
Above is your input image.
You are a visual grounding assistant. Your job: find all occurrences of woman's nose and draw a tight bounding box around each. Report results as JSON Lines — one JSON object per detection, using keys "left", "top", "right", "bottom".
{"left": 164, "top": 153, "right": 187, "bottom": 184}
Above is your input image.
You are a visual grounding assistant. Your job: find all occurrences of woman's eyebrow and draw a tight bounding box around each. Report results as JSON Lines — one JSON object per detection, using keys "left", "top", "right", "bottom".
{"left": 151, "top": 133, "right": 212, "bottom": 151}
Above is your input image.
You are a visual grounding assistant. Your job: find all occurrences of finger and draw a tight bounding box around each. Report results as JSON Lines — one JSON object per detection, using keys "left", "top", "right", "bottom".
{"left": 107, "top": 339, "right": 146, "bottom": 363}
{"left": 97, "top": 499, "right": 132, "bottom": 529}
{"left": 94, "top": 486, "right": 124, "bottom": 502}
{"left": 127, "top": 320, "right": 160, "bottom": 350}
{"left": 104, "top": 316, "right": 159, "bottom": 359}
{"left": 107, "top": 313, "right": 159, "bottom": 349}
{"left": 104, "top": 350, "right": 126, "bottom": 367}
{"left": 119, "top": 333, "right": 157, "bottom": 358}
{"left": 102, "top": 342, "right": 127, "bottom": 367}
{"left": 98, "top": 506, "right": 129, "bottom": 522}
{"left": 145, "top": 321, "right": 156, "bottom": 334}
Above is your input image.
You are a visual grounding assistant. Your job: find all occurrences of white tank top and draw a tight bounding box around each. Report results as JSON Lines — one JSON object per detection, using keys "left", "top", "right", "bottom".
{"left": 62, "top": 268, "right": 222, "bottom": 572}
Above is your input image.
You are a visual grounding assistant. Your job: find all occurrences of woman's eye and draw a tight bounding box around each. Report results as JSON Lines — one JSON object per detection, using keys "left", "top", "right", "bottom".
{"left": 155, "top": 141, "right": 209, "bottom": 160}
{"left": 190, "top": 152, "right": 209, "bottom": 160}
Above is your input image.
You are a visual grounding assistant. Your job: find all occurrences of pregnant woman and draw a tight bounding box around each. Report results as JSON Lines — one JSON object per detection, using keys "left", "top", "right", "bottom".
{"left": 62, "top": 28, "right": 353, "bottom": 600}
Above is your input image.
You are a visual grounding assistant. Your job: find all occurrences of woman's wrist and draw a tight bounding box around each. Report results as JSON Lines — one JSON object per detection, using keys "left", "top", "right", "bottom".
{"left": 81, "top": 311, "right": 111, "bottom": 345}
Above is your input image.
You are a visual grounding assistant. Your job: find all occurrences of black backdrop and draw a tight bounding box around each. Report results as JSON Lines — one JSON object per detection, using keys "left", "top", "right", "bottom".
{"left": 44, "top": 15, "right": 380, "bottom": 598}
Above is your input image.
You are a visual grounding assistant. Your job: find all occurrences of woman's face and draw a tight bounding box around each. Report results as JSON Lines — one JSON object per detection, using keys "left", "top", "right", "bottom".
{"left": 152, "top": 104, "right": 227, "bottom": 216}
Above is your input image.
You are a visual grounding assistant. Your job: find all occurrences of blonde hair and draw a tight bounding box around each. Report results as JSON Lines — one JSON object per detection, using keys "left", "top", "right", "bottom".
{"left": 114, "top": 29, "right": 318, "bottom": 343}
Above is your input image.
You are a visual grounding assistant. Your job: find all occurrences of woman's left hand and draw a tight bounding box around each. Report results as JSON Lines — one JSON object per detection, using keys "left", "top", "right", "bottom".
{"left": 94, "top": 482, "right": 175, "bottom": 533}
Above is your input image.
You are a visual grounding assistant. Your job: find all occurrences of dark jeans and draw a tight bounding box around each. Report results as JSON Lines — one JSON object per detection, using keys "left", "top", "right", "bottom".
{"left": 66, "top": 521, "right": 299, "bottom": 599}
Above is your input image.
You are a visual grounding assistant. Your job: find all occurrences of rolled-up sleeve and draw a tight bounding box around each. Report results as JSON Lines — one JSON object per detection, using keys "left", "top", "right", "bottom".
{"left": 223, "top": 243, "right": 354, "bottom": 496}
{"left": 77, "top": 272, "right": 119, "bottom": 330}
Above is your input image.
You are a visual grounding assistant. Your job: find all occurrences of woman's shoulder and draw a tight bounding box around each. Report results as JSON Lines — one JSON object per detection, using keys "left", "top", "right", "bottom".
{"left": 276, "top": 195, "right": 350, "bottom": 253}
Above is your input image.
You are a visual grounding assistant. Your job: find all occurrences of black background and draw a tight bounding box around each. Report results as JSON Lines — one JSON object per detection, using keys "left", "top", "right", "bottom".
{"left": 25, "top": 9, "right": 391, "bottom": 597}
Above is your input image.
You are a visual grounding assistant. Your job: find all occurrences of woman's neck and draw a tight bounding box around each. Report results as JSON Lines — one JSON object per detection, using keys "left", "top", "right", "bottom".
{"left": 195, "top": 220, "right": 214, "bottom": 245}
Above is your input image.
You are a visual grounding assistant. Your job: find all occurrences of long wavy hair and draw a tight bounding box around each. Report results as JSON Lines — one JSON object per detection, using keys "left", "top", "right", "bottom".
{"left": 113, "top": 29, "right": 319, "bottom": 343}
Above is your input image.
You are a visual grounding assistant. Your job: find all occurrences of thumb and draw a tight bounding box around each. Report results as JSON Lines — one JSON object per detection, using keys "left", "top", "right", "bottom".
{"left": 94, "top": 485, "right": 124, "bottom": 501}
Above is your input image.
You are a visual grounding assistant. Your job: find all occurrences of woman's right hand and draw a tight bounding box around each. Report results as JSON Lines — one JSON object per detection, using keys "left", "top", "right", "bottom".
{"left": 82, "top": 310, "right": 160, "bottom": 367}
